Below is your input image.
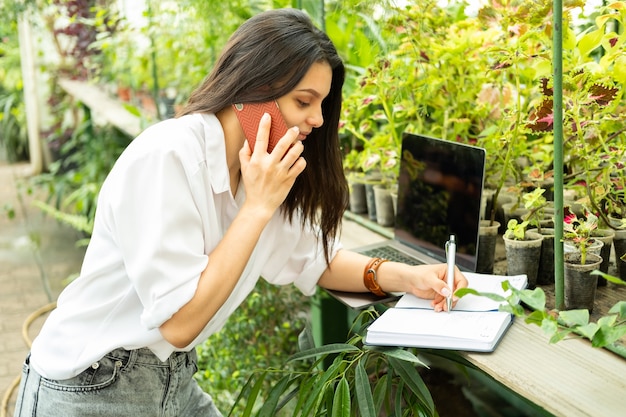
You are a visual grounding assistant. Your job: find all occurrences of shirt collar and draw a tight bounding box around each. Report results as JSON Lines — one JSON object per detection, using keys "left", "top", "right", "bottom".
{"left": 197, "top": 113, "right": 231, "bottom": 194}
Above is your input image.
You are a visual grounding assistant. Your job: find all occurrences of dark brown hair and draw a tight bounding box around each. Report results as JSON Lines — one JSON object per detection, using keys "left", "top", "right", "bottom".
{"left": 178, "top": 8, "right": 348, "bottom": 264}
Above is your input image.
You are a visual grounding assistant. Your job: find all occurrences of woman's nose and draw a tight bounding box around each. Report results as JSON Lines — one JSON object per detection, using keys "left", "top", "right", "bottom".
{"left": 308, "top": 109, "right": 324, "bottom": 128}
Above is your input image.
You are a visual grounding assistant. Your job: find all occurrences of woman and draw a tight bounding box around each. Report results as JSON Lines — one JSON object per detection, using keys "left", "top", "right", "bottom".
{"left": 14, "top": 8, "right": 466, "bottom": 416}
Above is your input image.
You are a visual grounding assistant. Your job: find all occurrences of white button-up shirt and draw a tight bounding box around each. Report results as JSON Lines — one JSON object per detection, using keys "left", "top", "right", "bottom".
{"left": 31, "top": 113, "right": 340, "bottom": 380}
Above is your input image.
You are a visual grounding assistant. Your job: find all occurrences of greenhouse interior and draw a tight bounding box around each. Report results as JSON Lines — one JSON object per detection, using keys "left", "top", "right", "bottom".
{"left": 1, "top": 0, "right": 626, "bottom": 416}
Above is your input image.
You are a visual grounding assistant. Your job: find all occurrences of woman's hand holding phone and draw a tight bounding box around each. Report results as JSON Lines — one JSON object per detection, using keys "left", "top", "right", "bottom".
{"left": 239, "top": 112, "right": 306, "bottom": 219}
{"left": 233, "top": 101, "right": 290, "bottom": 153}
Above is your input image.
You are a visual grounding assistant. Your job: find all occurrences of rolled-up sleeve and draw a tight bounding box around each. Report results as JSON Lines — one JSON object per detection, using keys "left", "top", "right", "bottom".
{"left": 107, "top": 148, "right": 208, "bottom": 330}
{"left": 261, "top": 218, "right": 343, "bottom": 296}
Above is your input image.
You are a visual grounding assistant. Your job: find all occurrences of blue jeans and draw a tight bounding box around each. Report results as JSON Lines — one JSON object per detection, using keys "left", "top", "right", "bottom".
{"left": 14, "top": 348, "right": 223, "bottom": 417}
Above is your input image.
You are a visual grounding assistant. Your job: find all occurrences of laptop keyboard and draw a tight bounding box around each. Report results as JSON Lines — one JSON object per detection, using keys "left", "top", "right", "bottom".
{"left": 360, "top": 246, "right": 423, "bottom": 266}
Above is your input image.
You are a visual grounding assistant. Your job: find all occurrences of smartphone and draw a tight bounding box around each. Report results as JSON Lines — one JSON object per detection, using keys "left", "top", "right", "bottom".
{"left": 232, "top": 101, "right": 289, "bottom": 153}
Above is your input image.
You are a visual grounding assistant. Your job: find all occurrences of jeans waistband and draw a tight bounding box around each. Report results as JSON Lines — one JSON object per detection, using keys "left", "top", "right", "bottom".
{"left": 105, "top": 347, "right": 195, "bottom": 368}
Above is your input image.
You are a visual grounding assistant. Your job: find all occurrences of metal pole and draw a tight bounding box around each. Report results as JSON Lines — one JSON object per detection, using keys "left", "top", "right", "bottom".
{"left": 553, "top": 0, "right": 564, "bottom": 309}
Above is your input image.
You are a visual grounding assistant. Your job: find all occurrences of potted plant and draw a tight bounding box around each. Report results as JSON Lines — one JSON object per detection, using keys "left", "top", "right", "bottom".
{"left": 363, "top": 130, "right": 400, "bottom": 227}
{"left": 522, "top": 188, "right": 555, "bottom": 285}
{"left": 342, "top": 148, "right": 369, "bottom": 215}
{"left": 563, "top": 208, "right": 602, "bottom": 266}
{"left": 578, "top": 153, "right": 626, "bottom": 280}
{"left": 340, "top": 61, "right": 406, "bottom": 226}
{"left": 502, "top": 219, "right": 543, "bottom": 288}
{"left": 561, "top": 208, "right": 604, "bottom": 311}
{"left": 471, "top": 271, "right": 626, "bottom": 348}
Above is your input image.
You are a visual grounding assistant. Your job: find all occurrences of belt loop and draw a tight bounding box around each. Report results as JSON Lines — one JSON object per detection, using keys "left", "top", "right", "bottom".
{"left": 126, "top": 348, "right": 138, "bottom": 369}
{"left": 188, "top": 348, "right": 197, "bottom": 365}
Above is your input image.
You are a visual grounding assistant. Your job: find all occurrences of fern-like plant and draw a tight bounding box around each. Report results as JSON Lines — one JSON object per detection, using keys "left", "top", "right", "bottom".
{"left": 229, "top": 308, "right": 441, "bottom": 417}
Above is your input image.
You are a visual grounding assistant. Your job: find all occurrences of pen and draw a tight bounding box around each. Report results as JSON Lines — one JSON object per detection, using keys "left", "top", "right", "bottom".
{"left": 445, "top": 234, "right": 456, "bottom": 312}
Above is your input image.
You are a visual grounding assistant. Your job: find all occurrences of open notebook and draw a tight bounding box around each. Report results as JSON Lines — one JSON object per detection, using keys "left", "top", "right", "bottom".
{"left": 330, "top": 133, "right": 486, "bottom": 308}
{"left": 364, "top": 273, "right": 528, "bottom": 352}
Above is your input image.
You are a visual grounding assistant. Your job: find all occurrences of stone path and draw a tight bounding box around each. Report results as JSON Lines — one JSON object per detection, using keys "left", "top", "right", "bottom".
{"left": 0, "top": 161, "right": 85, "bottom": 416}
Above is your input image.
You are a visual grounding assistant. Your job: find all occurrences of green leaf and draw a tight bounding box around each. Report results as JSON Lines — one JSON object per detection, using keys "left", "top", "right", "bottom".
{"left": 372, "top": 373, "right": 388, "bottom": 414}
{"left": 591, "top": 270, "right": 626, "bottom": 286}
{"left": 394, "top": 379, "right": 404, "bottom": 416}
{"left": 575, "top": 322, "right": 599, "bottom": 341}
{"left": 577, "top": 28, "right": 604, "bottom": 57}
{"left": 559, "top": 309, "right": 590, "bottom": 327}
{"left": 241, "top": 371, "right": 267, "bottom": 417}
{"left": 614, "top": 55, "right": 626, "bottom": 84}
{"left": 454, "top": 287, "right": 479, "bottom": 297}
{"left": 387, "top": 357, "right": 434, "bottom": 415}
{"left": 597, "top": 314, "right": 617, "bottom": 328}
{"left": 455, "top": 288, "right": 506, "bottom": 303}
{"left": 540, "top": 317, "right": 559, "bottom": 337}
{"left": 548, "top": 329, "right": 569, "bottom": 344}
{"left": 122, "top": 103, "right": 141, "bottom": 117}
{"left": 355, "top": 360, "right": 376, "bottom": 417}
{"left": 608, "top": 301, "right": 626, "bottom": 317}
{"left": 501, "top": 303, "right": 525, "bottom": 316}
{"left": 257, "top": 375, "right": 292, "bottom": 417}
{"left": 524, "top": 310, "right": 546, "bottom": 326}
{"left": 564, "top": 25, "right": 577, "bottom": 50}
{"left": 374, "top": 347, "right": 428, "bottom": 366}
{"left": 331, "top": 377, "right": 351, "bottom": 417}
{"left": 518, "top": 287, "right": 546, "bottom": 311}
{"left": 288, "top": 343, "right": 360, "bottom": 362}
{"left": 300, "top": 359, "right": 343, "bottom": 416}
{"left": 591, "top": 325, "right": 626, "bottom": 348}
{"left": 292, "top": 374, "right": 317, "bottom": 415}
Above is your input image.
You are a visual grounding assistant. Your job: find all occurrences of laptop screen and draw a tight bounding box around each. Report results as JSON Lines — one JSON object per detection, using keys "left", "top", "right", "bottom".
{"left": 394, "top": 133, "right": 486, "bottom": 271}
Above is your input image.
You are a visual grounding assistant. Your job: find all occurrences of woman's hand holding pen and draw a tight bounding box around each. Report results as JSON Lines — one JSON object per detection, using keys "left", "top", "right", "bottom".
{"left": 373, "top": 261, "right": 468, "bottom": 312}
{"left": 239, "top": 113, "right": 306, "bottom": 218}
{"left": 401, "top": 263, "right": 467, "bottom": 312}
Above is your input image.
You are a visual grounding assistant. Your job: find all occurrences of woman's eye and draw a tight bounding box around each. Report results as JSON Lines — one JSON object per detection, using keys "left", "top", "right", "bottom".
{"left": 297, "top": 100, "right": 310, "bottom": 107}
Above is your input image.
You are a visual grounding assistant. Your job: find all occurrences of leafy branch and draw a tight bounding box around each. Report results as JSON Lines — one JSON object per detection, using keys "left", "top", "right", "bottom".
{"left": 457, "top": 274, "right": 626, "bottom": 350}
{"left": 229, "top": 308, "right": 439, "bottom": 417}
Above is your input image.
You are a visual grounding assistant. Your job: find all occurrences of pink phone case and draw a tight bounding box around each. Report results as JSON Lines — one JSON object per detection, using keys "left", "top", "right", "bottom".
{"left": 232, "top": 101, "right": 289, "bottom": 153}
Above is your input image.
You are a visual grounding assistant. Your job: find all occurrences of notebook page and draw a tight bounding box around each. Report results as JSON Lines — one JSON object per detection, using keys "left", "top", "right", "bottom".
{"left": 395, "top": 273, "right": 527, "bottom": 312}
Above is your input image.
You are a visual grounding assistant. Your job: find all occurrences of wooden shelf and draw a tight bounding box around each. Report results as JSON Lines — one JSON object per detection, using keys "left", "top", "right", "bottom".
{"left": 340, "top": 216, "right": 626, "bottom": 417}
{"left": 58, "top": 78, "right": 143, "bottom": 137}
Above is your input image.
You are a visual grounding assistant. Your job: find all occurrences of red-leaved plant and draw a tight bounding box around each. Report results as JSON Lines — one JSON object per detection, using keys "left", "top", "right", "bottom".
{"left": 563, "top": 207, "right": 599, "bottom": 265}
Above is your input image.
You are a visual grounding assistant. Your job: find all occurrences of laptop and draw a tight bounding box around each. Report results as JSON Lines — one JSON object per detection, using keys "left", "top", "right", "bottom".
{"left": 329, "top": 132, "right": 487, "bottom": 308}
